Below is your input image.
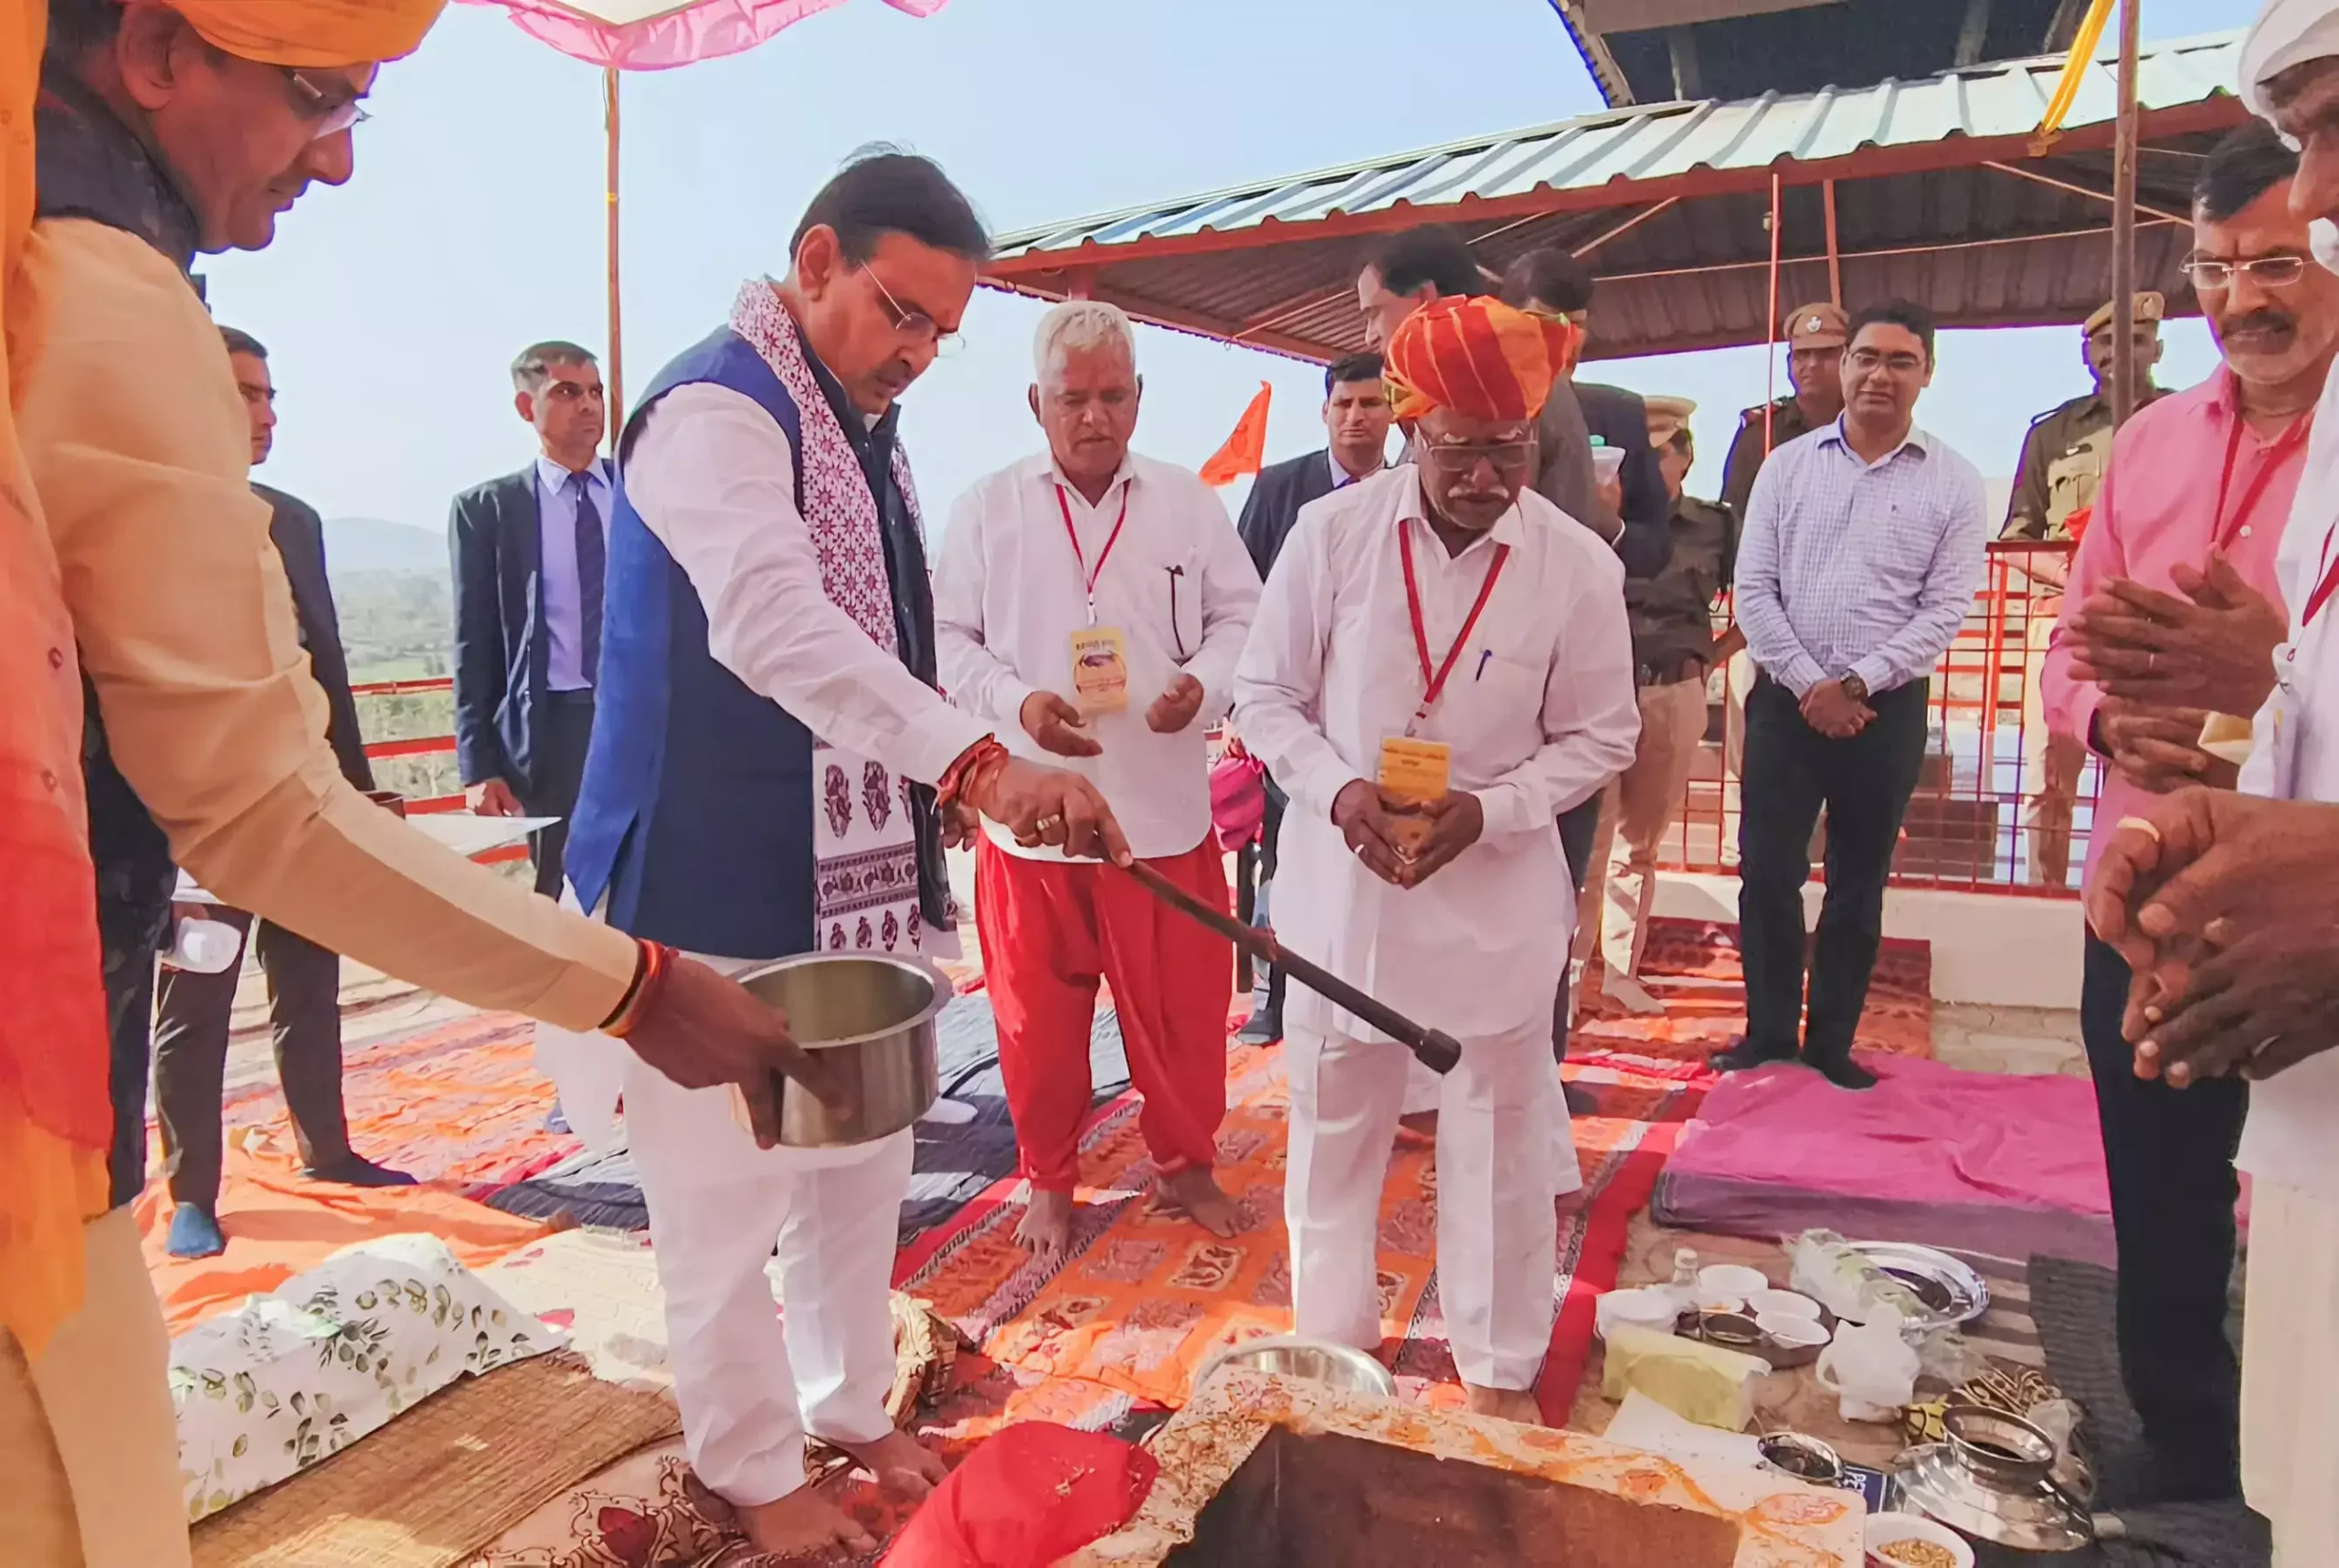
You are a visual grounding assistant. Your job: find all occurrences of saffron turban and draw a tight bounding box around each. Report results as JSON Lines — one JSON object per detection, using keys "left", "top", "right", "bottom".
{"left": 1382, "top": 295, "right": 1583, "bottom": 424}
{"left": 166, "top": 0, "right": 448, "bottom": 67}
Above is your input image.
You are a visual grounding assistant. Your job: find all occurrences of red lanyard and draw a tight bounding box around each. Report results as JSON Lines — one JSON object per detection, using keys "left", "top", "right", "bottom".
{"left": 1055, "top": 482, "right": 1130, "bottom": 624}
{"left": 2302, "top": 523, "right": 2339, "bottom": 630}
{"left": 2210, "top": 408, "right": 2313, "bottom": 554}
{"left": 1398, "top": 522, "right": 1511, "bottom": 729}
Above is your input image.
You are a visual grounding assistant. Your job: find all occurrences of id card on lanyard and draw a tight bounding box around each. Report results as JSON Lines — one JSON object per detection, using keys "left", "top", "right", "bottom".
{"left": 2274, "top": 514, "right": 2339, "bottom": 796}
{"left": 1380, "top": 520, "right": 1511, "bottom": 852}
{"left": 1059, "top": 482, "right": 1132, "bottom": 713}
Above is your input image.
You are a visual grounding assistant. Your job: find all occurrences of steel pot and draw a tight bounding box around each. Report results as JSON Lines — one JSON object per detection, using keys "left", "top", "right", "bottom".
{"left": 735, "top": 952, "right": 947, "bottom": 1148}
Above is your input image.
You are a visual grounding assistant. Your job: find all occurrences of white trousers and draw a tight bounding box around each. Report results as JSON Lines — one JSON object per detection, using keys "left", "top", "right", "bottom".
{"left": 1401, "top": 1054, "right": 1582, "bottom": 1196}
{"left": 2241, "top": 1178, "right": 2339, "bottom": 1568}
{"left": 625, "top": 1059, "right": 913, "bottom": 1509}
{"left": 1287, "top": 1021, "right": 1559, "bottom": 1391}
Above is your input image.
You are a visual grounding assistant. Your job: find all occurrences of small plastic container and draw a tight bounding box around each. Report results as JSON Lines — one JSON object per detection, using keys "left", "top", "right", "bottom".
{"left": 164, "top": 916, "right": 242, "bottom": 975}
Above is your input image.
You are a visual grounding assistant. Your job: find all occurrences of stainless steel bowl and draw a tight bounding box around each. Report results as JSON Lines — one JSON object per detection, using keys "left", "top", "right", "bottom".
{"left": 735, "top": 952, "right": 947, "bottom": 1148}
{"left": 1942, "top": 1405, "right": 2058, "bottom": 1490}
{"left": 1191, "top": 1336, "right": 1398, "bottom": 1399}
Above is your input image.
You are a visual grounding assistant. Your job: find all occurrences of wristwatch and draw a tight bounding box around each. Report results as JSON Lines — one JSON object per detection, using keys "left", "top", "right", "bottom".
{"left": 1838, "top": 673, "right": 1869, "bottom": 703}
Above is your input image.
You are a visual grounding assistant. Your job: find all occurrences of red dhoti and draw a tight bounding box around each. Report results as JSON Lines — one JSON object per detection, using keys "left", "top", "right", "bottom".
{"left": 975, "top": 834, "right": 1232, "bottom": 1194}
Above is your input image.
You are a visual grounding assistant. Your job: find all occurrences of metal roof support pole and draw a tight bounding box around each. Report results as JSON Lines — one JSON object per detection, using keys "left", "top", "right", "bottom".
{"left": 1067, "top": 267, "right": 1097, "bottom": 302}
{"left": 2111, "top": 0, "right": 2140, "bottom": 429}
{"left": 1823, "top": 179, "right": 1843, "bottom": 306}
{"left": 1763, "top": 169, "right": 1783, "bottom": 458}
{"left": 604, "top": 66, "right": 624, "bottom": 448}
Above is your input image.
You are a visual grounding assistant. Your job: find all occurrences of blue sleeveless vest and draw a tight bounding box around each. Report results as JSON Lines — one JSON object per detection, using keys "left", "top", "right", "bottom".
{"left": 562, "top": 328, "right": 820, "bottom": 960}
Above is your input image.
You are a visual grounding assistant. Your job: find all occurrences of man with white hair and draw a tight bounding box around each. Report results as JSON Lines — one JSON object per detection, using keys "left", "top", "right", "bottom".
{"left": 937, "top": 302, "right": 1263, "bottom": 1263}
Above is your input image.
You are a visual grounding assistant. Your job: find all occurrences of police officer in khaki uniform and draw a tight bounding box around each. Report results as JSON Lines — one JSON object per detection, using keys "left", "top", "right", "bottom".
{"left": 1576, "top": 396, "right": 1737, "bottom": 1014}
{"left": 1718, "top": 303, "right": 1847, "bottom": 776}
{"left": 2003, "top": 292, "right": 2167, "bottom": 541}
{"left": 1719, "top": 302, "right": 1850, "bottom": 523}
{"left": 2006, "top": 294, "right": 2166, "bottom": 885}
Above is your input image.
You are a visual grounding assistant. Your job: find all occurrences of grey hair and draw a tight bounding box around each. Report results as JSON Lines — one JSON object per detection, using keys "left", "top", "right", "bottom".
{"left": 1032, "top": 302, "right": 1137, "bottom": 381}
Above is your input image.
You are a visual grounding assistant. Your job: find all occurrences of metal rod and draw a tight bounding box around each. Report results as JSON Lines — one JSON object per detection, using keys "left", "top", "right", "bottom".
{"left": 1116, "top": 860, "right": 1462, "bottom": 1075}
{"left": 1764, "top": 169, "right": 1783, "bottom": 458}
{"left": 2111, "top": 0, "right": 2141, "bottom": 429}
{"left": 1823, "top": 178, "right": 1842, "bottom": 304}
{"left": 1592, "top": 216, "right": 2179, "bottom": 286}
{"left": 603, "top": 66, "right": 624, "bottom": 447}
{"left": 1981, "top": 158, "right": 2186, "bottom": 223}
{"left": 1569, "top": 197, "right": 1679, "bottom": 260}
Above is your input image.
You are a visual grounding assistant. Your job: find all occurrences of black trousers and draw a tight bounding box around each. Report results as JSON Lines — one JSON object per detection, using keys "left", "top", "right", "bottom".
{"left": 153, "top": 907, "right": 351, "bottom": 1207}
{"left": 1241, "top": 775, "right": 1287, "bottom": 1020}
{"left": 1552, "top": 794, "right": 1603, "bottom": 1060}
{"left": 2080, "top": 932, "right": 2244, "bottom": 1496}
{"left": 522, "top": 690, "right": 597, "bottom": 897}
{"left": 1736, "top": 673, "right": 1929, "bottom": 1062}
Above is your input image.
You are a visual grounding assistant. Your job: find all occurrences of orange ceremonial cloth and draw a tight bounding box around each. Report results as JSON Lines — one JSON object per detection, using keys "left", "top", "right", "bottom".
{"left": 1, "top": 0, "right": 114, "bottom": 1357}
{"left": 167, "top": 0, "right": 448, "bottom": 66}
{"left": 1383, "top": 294, "right": 1582, "bottom": 424}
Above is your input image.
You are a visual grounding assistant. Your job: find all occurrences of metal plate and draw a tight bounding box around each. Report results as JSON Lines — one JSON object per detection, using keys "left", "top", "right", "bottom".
{"left": 1897, "top": 1444, "right": 2092, "bottom": 1552}
{"left": 1846, "top": 1242, "right": 1989, "bottom": 1330}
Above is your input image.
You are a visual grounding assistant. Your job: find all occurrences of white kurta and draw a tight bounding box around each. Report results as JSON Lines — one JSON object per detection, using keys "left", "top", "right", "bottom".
{"left": 2234, "top": 355, "right": 2339, "bottom": 1565}
{"left": 535, "top": 379, "right": 976, "bottom": 1508}
{"left": 933, "top": 451, "right": 1261, "bottom": 862}
{"left": 1233, "top": 467, "right": 1639, "bottom": 1390}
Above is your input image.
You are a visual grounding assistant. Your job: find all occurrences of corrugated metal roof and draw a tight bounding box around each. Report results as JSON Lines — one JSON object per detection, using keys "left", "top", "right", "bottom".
{"left": 991, "top": 30, "right": 2240, "bottom": 260}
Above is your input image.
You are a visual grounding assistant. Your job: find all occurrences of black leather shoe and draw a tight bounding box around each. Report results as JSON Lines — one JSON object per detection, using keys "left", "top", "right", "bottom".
{"left": 1237, "top": 1007, "right": 1283, "bottom": 1045}
{"left": 1708, "top": 1035, "right": 1796, "bottom": 1075}
{"left": 1805, "top": 1052, "right": 1879, "bottom": 1091}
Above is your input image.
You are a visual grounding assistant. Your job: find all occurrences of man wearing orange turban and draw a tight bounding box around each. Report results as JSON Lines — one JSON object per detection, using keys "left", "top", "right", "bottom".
{"left": 1233, "top": 294, "right": 1640, "bottom": 1425}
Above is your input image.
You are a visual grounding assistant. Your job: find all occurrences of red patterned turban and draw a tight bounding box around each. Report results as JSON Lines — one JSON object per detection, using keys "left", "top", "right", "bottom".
{"left": 1382, "top": 295, "right": 1583, "bottom": 423}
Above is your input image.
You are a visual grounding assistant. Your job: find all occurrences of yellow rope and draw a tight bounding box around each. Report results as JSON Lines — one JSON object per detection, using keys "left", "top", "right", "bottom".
{"left": 2030, "top": 0, "right": 2117, "bottom": 153}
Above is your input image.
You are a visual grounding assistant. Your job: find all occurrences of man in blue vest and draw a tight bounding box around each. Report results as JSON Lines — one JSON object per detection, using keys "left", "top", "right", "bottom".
{"left": 542, "top": 150, "right": 1124, "bottom": 1561}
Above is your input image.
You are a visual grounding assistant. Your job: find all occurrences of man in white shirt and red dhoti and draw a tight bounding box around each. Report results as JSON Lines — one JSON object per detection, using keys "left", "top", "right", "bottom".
{"left": 936, "top": 302, "right": 1263, "bottom": 1262}
{"left": 1235, "top": 296, "right": 1639, "bottom": 1424}
{"left": 538, "top": 153, "right": 1129, "bottom": 1561}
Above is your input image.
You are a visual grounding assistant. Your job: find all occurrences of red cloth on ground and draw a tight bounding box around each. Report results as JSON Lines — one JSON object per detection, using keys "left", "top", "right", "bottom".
{"left": 880, "top": 1422, "right": 1157, "bottom": 1567}
{"left": 975, "top": 834, "right": 1232, "bottom": 1193}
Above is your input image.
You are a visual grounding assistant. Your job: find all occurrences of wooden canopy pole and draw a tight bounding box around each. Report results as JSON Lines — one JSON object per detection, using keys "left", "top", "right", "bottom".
{"left": 2110, "top": 0, "right": 2139, "bottom": 429}
{"left": 1823, "top": 178, "right": 1842, "bottom": 305}
{"left": 604, "top": 66, "right": 625, "bottom": 450}
{"left": 1763, "top": 169, "right": 1783, "bottom": 456}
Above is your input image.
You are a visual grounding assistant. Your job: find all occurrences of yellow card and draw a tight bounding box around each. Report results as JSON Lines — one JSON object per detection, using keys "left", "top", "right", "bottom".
{"left": 1378, "top": 736, "right": 1450, "bottom": 855}
{"left": 1070, "top": 626, "right": 1130, "bottom": 713}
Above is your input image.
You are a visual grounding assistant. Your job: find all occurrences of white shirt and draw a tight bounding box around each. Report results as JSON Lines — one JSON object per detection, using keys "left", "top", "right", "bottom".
{"left": 624, "top": 382, "right": 990, "bottom": 789}
{"left": 2236, "top": 363, "right": 2339, "bottom": 1200}
{"left": 934, "top": 452, "right": 1261, "bottom": 861}
{"left": 1233, "top": 467, "right": 1640, "bottom": 1042}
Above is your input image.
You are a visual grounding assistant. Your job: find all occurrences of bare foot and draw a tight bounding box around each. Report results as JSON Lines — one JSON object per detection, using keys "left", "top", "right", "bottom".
{"left": 1151, "top": 1168, "right": 1254, "bottom": 1238}
{"left": 1463, "top": 1383, "right": 1545, "bottom": 1426}
{"left": 1015, "top": 1185, "right": 1075, "bottom": 1266}
{"left": 736, "top": 1488, "right": 877, "bottom": 1560}
{"left": 831, "top": 1429, "right": 948, "bottom": 1503}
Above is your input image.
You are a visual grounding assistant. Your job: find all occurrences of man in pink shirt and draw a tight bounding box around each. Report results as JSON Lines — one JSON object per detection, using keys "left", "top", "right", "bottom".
{"left": 2039, "top": 122, "right": 2339, "bottom": 1503}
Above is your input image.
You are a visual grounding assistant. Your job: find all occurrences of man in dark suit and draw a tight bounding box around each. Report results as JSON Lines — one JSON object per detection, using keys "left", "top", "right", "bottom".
{"left": 1232, "top": 353, "right": 1392, "bottom": 1041}
{"left": 153, "top": 328, "right": 413, "bottom": 1260}
{"left": 450, "top": 341, "right": 613, "bottom": 896}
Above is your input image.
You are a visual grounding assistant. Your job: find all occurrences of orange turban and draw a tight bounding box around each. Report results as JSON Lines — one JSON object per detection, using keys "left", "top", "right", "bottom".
{"left": 166, "top": 0, "right": 448, "bottom": 67}
{"left": 1382, "top": 295, "right": 1583, "bottom": 424}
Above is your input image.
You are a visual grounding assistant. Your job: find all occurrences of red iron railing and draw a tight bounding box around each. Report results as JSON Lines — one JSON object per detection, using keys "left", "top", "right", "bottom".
{"left": 348, "top": 676, "right": 529, "bottom": 861}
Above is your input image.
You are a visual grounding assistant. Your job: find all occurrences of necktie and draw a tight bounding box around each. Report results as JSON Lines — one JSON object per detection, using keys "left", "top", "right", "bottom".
{"left": 571, "top": 470, "right": 605, "bottom": 684}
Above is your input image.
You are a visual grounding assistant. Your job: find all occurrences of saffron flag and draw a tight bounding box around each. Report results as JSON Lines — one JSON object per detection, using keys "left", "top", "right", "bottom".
{"left": 1199, "top": 382, "right": 1272, "bottom": 487}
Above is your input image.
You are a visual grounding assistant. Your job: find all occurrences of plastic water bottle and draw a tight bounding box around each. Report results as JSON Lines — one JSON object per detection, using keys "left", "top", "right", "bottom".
{"left": 1668, "top": 1246, "right": 1700, "bottom": 1329}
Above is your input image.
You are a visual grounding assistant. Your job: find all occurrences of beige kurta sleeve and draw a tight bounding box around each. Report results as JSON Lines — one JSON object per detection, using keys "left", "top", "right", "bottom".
{"left": 16, "top": 218, "right": 635, "bottom": 1030}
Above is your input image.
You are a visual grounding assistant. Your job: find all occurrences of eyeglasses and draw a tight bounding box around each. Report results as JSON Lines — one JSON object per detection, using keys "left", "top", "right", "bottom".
{"left": 2180, "top": 255, "right": 2311, "bottom": 290}
{"left": 280, "top": 68, "right": 370, "bottom": 140}
{"left": 868, "top": 270, "right": 965, "bottom": 357}
{"left": 1847, "top": 348, "right": 1925, "bottom": 375}
{"left": 1419, "top": 440, "right": 1536, "bottom": 474}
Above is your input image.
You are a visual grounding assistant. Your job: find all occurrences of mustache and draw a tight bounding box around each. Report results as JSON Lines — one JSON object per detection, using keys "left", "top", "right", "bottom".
{"left": 2217, "top": 307, "right": 2297, "bottom": 339}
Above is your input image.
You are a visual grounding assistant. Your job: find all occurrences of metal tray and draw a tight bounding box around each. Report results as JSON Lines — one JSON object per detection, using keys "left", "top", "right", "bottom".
{"left": 1897, "top": 1442, "right": 2091, "bottom": 1551}
{"left": 1846, "top": 1241, "right": 1989, "bottom": 1330}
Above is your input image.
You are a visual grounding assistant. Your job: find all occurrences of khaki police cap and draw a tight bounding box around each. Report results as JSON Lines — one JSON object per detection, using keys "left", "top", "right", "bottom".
{"left": 1783, "top": 302, "right": 1850, "bottom": 348}
{"left": 2083, "top": 293, "right": 2165, "bottom": 336}
{"left": 1646, "top": 395, "right": 1697, "bottom": 448}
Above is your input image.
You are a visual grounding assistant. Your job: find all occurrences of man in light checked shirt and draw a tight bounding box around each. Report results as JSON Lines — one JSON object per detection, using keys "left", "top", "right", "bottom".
{"left": 1712, "top": 300, "right": 1988, "bottom": 1091}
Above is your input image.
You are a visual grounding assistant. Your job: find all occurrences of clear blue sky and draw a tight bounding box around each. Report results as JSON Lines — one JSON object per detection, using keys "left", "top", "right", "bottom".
{"left": 203, "top": 0, "right": 2258, "bottom": 548}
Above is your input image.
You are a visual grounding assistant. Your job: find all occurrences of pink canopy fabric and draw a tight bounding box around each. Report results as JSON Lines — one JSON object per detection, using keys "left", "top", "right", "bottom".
{"left": 459, "top": 0, "right": 949, "bottom": 69}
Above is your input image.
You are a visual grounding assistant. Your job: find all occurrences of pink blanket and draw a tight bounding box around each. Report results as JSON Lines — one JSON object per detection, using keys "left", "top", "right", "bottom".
{"left": 1656, "top": 1054, "right": 2119, "bottom": 1265}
